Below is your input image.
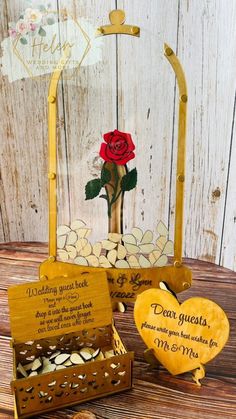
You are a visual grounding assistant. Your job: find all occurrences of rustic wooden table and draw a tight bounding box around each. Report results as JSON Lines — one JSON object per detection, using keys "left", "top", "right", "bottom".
{"left": 0, "top": 243, "right": 235, "bottom": 419}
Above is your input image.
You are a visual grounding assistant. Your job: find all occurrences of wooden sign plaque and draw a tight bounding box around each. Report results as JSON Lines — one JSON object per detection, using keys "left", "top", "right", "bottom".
{"left": 134, "top": 289, "right": 230, "bottom": 385}
{"left": 40, "top": 259, "right": 192, "bottom": 303}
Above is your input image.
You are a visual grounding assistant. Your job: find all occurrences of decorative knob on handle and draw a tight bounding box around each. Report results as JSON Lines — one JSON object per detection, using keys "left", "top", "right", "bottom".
{"left": 109, "top": 9, "right": 126, "bottom": 25}
{"left": 97, "top": 9, "right": 140, "bottom": 37}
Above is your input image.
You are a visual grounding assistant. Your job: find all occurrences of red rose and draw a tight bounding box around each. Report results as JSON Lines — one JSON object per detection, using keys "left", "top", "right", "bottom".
{"left": 99, "top": 129, "right": 135, "bottom": 165}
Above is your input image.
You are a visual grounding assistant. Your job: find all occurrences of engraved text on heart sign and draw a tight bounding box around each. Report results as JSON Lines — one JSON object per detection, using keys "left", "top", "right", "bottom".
{"left": 134, "top": 289, "right": 230, "bottom": 375}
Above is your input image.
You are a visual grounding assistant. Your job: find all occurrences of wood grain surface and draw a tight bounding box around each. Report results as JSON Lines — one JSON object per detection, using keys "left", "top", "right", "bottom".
{"left": 1, "top": 1, "right": 236, "bottom": 271}
{"left": 0, "top": 242, "right": 235, "bottom": 418}
{"left": 8, "top": 270, "right": 112, "bottom": 342}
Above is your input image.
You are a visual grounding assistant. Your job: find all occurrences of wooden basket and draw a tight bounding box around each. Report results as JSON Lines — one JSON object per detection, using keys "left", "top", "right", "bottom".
{"left": 8, "top": 272, "right": 133, "bottom": 418}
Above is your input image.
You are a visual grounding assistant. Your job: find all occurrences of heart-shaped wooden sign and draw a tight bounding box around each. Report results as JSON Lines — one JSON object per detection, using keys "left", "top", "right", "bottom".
{"left": 134, "top": 289, "right": 230, "bottom": 375}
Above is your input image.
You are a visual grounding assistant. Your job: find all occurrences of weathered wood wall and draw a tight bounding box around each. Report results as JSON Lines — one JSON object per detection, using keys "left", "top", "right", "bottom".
{"left": 0, "top": 0, "right": 236, "bottom": 271}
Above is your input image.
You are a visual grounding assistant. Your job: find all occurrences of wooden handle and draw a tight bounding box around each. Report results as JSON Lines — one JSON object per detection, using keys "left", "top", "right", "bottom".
{"left": 164, "top": 43, "right": 187, "bottom": 267}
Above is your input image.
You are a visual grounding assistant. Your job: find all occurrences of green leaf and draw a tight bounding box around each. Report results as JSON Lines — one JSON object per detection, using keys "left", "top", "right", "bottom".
{"left": 38, "top": 27, "right": 46, "bottom": 37}
{"left": 85, "top": 179, "right": 101, "bottom": 200}
{"left": 47, "top": 17, "right": 55, "bottom": 25}
{"left": 120, "top": 168, "right": 137, "bottom": 192}
{"left": 39, "top": 5, "right": 47, "bottom": 12}
{"left": 101, "top": 166, "right": 111, "bottom": 186}
{"left": 99, "top": 194, "right": 108, "bottom": 200}
{"left": 20, "top": 37, "right": 27, "bottom": 45}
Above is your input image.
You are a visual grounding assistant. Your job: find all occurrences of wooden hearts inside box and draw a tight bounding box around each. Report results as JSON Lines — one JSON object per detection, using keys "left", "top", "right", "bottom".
{"left": 11, "top": 325, "right": 133, "bottom": 418}
{"left": 8, "top": 272, "right": 133, "bottom": 418}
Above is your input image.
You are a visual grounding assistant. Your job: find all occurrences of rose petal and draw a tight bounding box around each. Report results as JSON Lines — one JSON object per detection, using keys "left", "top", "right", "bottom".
{"left": 100, "top": 130, "right": 136, "bottom": 165}
{"left": 109, "top": 138, "right": 128, "bottom": 155}
{"left": 115, "top": 151, "right": 135, "bottom": 165}
{"left": 107, "top": 143, "right": 128, "bottom": 158}
{"left": 112, "top": 131, "right": 135, "bottom": 152}
{"left": 99, "top": 143, "right": 111, "bottom": 162}
{"left": 103, "top": 131, "right": 114, "bottom": 143}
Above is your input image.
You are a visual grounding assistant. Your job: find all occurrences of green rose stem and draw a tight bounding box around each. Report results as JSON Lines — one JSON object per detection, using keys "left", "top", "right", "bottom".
{"left": 104, "top": 162, "right": 127, "bottom": 234}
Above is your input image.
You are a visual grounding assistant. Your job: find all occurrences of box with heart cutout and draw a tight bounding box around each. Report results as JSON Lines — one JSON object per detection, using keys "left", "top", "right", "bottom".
{"left": 8, "top": 271, "right": 133, "bottom": 418}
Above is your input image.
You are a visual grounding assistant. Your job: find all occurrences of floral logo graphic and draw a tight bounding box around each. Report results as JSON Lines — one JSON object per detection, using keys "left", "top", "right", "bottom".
{"left": 1, "top": 3, "right": 102, "bottom": 82}
{"left": 8, "top": 5, "right": 56, "bottom": 45}
{"left": 85, "top": 130, "right": 137, "bottom": 218}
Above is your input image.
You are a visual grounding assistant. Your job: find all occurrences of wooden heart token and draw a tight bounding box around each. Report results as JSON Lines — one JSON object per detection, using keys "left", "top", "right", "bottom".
{"left": 134, "top": 289, "right": 230, "bottom": 376}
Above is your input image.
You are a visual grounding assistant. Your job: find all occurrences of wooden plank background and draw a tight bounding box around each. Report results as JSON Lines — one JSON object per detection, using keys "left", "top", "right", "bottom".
{"left": 0, "top": 0, "right": 236, "bottom": 271}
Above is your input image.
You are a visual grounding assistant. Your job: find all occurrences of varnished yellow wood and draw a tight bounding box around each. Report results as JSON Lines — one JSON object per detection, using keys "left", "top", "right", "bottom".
{"left": 8, "top": 271, "right": 112, "bottom": 343}
{"left": 105, "top": 163, "right": 126, "bottom": 233}
{"left": 96, "top": 9, "right": 140, "bottom": 37}
{"left": 12, "top": 351, "right": 133, "bottom": 418}
{"left": 13, "top": 399, "right": 18, "bottom": 419}
{"left": 11, "top": 326, "right": 133, "bottom": 418}
{"left": 134, "top": 289, "right": 229, "bottom": 376}
{"left": 39, "top": 259, "right": 192, "bottom": 302}
{"left": 192, "top": 364, "right": 205, "bottom": 386}
{"left": 48, "top": 47, "right": 71, "bottom": 258}
{"left": 164, "top": 43, "right": 187, "bottom": 266}
{"left": 9, "top": 266, "right": 133, "bottom": 417}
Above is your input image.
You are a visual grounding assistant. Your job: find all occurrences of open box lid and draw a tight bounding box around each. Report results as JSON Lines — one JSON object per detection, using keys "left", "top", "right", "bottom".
{"left": 8, "top": 272, "right": 112, "bottom": 344}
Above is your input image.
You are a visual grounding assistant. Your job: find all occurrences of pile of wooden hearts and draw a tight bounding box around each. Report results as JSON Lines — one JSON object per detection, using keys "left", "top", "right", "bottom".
{"left": 57, "top": 219, "right": 173, "bottom": 269}
{"left": 17, "top": 346, "right": 115, "bottom": 378}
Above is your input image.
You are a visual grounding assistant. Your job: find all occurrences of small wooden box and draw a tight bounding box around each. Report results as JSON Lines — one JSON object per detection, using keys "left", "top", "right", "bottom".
{"left": 8, "top": 272, "right": 133, "bottom": 418}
